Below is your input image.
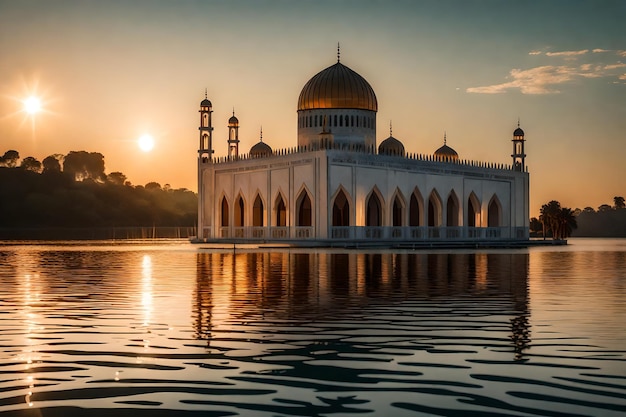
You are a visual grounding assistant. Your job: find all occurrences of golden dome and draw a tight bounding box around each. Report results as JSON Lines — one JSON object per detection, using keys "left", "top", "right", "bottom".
{"left": 434, "top": 144, "right": 459, "bottom": 161}
{"left": 298, "top": 62, "right": 378, "bottom": 111}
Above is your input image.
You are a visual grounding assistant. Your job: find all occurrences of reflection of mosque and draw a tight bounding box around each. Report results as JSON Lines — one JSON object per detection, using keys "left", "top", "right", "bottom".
{"left": 193, "top": 251, "right": 530, "bottom": 359}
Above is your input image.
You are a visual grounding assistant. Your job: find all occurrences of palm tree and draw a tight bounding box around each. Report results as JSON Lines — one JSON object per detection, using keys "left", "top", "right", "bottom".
{"left": 614, "top": 196, "right": 625, "bottom": 209}
{"left": 555, "top": 207, "right": 577, "bottom": 239}
{"left": 540, "top": 200, "right": 561, "bottom": 239}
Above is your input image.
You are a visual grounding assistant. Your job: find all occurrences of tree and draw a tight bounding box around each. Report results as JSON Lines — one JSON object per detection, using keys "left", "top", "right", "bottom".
{"left": 107, "top": 171, "right": 127, "bottom": 185}
{"left": 614, "top": 196, "right": 625, "bottom": 209}
{"left": 555, "top": 207, "right": 577, "bottom": 239}
{"left": 63, "top": 151, "right": 105, "bottom": 181}
{"left": 598, "top": 204, "right": 613, "bottom": 212}
{"left": 42, "top": 155, "right": 62, "bottom": 173}
{"left": 540, "top": 200, "right": 561, "bottom": 239}
{"left": 582, "top": 206, "right": 595, "bottom": 214}
{"left": 20, "top": 156, "right": 42, "bottom": 172}
{"left": 0, "top": 150, "right": 20, "bottom": 167}
{"left": 145, "top": 182, "right": 162, "bottom": 191}
{"left": 529, "top": 217, "right": 542, "bottom": 236}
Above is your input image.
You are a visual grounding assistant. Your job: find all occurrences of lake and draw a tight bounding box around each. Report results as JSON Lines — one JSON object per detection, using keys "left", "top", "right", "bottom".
{"left": 0, "top": 239, "right": 625, "bottom": 416}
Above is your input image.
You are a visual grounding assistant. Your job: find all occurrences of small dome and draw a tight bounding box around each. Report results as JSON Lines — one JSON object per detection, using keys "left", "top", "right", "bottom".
{"left": 378, "top": 136, "right": 405, "bottom": 156}
{"left": 513, "top": 127, "right": 524, "bottom": 136}
{"left": 229, "top": 115, "right": 239, "bottom": 125}
{"left": 201, "top": 98, "right": 212, "bottom": 107}
{"left": 250, "top": 141, "right": 273, "bottom": 158}
{"left": 298, "top": 62, "right": 378, "bottom": 111}
{"left": 434, "top": 144, "right": 459, "bottom": 161}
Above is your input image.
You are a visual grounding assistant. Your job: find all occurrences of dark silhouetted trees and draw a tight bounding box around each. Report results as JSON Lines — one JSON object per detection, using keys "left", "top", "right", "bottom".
{"left": 0, "top": 150, "right": 20, "bottom": 167}
{"left": 539, "top": 200, "right": 577, "bottom": 240}
{"left": 0, "top": 149, "right": 197, "bottom": 232}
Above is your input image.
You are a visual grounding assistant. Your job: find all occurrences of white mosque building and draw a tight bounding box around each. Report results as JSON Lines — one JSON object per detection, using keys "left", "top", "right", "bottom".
{"left": 195, "top": 54, "right": 529, "bottom": 246}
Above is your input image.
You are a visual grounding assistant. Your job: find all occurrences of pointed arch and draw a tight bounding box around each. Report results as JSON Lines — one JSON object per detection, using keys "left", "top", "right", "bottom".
{"left": 274, "top": 191, "right": 287, "bottom": 227}
{"left": 253, "top": 193, "right": 264, "bottom": 227}
{"left": 234, "top": 193, "right": 245, "bottom": 227}
{"left": 467, "top": 192, "right": 481, "bottom": 227}
{"left": 410, "top": 188, "right": 424, "bottom": 226}
{"left": 331, "top": 187, "right": 351, "bottom": 227}
{"left": 428, "top": 189, "right": 442, "bottom": 227}
{"left": 391, "top": 189, "right": 406, "bottom": 227}
{"left": 446, "top": 190, "right": 460, "bottom": 227}
{"left": 365, "top": 187, "right": 384, "bottom": 227}
{"left": 220, "top": 195, "right": 229, "bottom": 227}
{"left": 488, "top": 195, "right": 502, "bottom": 227}
{"left": 296, "top": 188, "right": 312, "bottom": 227}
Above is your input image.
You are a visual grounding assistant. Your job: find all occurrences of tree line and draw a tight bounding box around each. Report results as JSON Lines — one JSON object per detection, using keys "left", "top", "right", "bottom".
{"left": 0, "top": 149, "right": 197, "bottom": 232}
{"left": 530, "top": 196, "right": 626, "bottom": 239}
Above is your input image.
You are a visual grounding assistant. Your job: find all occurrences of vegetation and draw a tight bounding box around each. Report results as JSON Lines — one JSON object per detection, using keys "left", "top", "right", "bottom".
{"left": 0, "top": 150, "right": 197, "bottom": 234}
{"left": 531, "top": 196, "right": 626, "bottom": 238}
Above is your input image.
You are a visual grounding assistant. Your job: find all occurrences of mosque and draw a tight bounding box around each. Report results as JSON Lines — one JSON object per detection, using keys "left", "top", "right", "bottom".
{"left": 195, "top": 53, "right": 529, "bottom": 246}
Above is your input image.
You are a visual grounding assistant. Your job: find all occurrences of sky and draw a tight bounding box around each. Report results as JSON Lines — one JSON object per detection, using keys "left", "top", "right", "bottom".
{"left": 1, "top": 0, "right": 624, "bottom": 217}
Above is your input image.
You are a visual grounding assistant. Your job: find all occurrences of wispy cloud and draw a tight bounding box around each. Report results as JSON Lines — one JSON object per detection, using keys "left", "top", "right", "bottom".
{"left": 467, "top": 62, "right": 626, "bottom": 94}
{"left": 593, "top": 48, "right": 610, "bottom": 53}
{"left": 528, "top": 50, "right": 543, "bottom": 56}
{"left": 545, "top": 49, "right": 589, "bottom": 58}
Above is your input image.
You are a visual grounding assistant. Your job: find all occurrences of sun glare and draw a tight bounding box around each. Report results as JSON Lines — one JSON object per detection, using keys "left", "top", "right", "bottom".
{"left": 138, "top": 134, "right": 155, "bottom": 152}
{"left": 23, "top": 96, "right": 42, "bottom": 115}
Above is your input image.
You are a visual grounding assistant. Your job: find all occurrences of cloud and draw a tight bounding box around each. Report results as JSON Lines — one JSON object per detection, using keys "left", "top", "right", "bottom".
{"left": 467, "top": 62, "right": 626, "bottom": 94}
{"left": 528, "top": 50, "right": 543, "bottom": 55}
{"left": 620, "top": 74, "right": 626, "bottom": 81}
{"left": 593, "top": 49, "right": 610, "bottom": 53}
{"left": 618, "top": 50, "right": 626, "bottom": 57}
{"left": 545, "top": 49, "right": 589, "bottom": 58}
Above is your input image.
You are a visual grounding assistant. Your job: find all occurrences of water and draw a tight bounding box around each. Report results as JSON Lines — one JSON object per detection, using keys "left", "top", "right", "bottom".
{"left": 0, "top": 239, "right": 625, "bottom": 416}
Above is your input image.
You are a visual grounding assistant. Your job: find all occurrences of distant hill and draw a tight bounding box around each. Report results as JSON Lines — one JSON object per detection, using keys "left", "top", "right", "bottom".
{"left": 572, "top": 209, "right": 626, "bottom": 237}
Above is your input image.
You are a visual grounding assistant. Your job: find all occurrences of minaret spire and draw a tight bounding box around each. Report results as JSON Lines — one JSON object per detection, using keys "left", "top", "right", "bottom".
{"left": 260, "top": 126, "right": 263, "bottom": 142}
{"left": 444, "top": 131, "right": 447, "bottom": 145}
{"left": 337, "top": 42, "right": 340, "bottom": 63}
{"left": 205, "top": 88, "right": 207, "bottom": 99}
{"left": 389, "top": 120, "right": 393, "bottom": 137}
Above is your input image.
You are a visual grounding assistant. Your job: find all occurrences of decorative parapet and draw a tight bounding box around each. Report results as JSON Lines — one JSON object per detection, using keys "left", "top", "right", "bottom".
{"left": 207, "top": 142, "right": 523, "bottom": 172}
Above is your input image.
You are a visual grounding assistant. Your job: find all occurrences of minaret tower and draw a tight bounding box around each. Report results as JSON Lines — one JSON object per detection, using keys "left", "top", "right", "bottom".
{"left": 199, "top": 90, "right": 213, "bottom": 162}
{"left": 228, "top": 109, "right": 240, "bottom": 158}
{"left": 512, "top": 119, "right": 526, "bottom": 171}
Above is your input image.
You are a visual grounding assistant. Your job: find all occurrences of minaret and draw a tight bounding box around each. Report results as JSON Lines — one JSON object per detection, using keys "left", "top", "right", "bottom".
{"left": 228, "top": 109, "right": 240, "bottom": 159}
{"left": 512, "top": 119, "right": 526, "bottom": 171}
{"left": 199, "top": 90, "right": 213, "bottom": 162}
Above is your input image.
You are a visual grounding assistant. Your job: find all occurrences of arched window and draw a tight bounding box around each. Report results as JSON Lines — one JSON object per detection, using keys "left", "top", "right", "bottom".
{"left": 428, "top": 191, "right": 442, "bottom": 227}
{"left": 340, "top": 115, "right": 343, "bottom": 127}
{"left": 296, "top": 191, "right": 312, "bottom": 226}
{"left": 334, "top": 115, "right": 338, "bottom": 127}
{"left": 446, "top": 192, "right": 459, "bottom": 226}
{"left": 467, "top": 193, "right": 481, "bottom": 227}
{"left": 410, "top": 193, "right": 422, "bottom": 226}
{"left": 366, "top": 192, "right": 382, "bottom": 227}
{"left": 202, "top": 134, "right": 209, "bottom": 149}
{"left": 275, "top": 194, "right": 286, "bottom": 227}
{"left": 345, "top": 115, "right": 349, "bottom": 127}
{"left": 314, "top": 115, "right": 318, "bottom": 127}
{"left": 253, "top": 195, "right": 264, "bottom": 227}
{"left": 488, "top": 196, "right": 501, "bottom": 227}
{"left": 203, "top": 113, "right": 208, "bottom": 127}
{"left": 351, "top": 115, "right": 354, "bottom": 127}
{"left": 392, "top": 195, "right": 403, "bottom": 226}
{"left": 221, "top": 197, "right": 229, "bottom": 226}
{"left": 332, "top": 190, "right": 350, "bottom": 226}
{"left": 235, "top": 196, "right": 244, "bottom": 227}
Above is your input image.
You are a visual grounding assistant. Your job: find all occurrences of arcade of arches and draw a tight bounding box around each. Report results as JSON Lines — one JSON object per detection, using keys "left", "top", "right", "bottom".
{"left": 219, "top": 187, "right": 503, "bottom": 228}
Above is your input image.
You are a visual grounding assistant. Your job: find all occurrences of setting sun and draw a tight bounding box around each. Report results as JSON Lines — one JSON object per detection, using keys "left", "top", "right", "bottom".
{"left": 23, "top": 96, "right": 41, "bottom": 115}
{"left": 138, "top": 134, "right": 155, "bottom": 152}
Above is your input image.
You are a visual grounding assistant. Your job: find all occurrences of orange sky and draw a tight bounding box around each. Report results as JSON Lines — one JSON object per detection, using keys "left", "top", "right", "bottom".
{"left": 1, "top": 1, "right": 625, "bottom": 217}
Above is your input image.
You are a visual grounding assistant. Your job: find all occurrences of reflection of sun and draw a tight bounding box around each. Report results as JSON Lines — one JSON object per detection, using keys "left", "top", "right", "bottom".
{"left": 138, "top": 134, "right": 155, "bottom": 152}
{"left": 23, "top": 96, "right": 42, "bottom": 115}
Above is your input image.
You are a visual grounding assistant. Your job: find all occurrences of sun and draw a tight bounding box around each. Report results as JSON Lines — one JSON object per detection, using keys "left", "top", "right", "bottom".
{"left": 138, "top": 134, "right": 155, "bottom": 152}
{"left": 23, "top": 96, "right": 42, "bottom": 115}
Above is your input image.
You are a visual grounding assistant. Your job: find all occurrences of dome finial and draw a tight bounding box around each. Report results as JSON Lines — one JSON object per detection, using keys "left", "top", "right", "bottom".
{"left": 233, "top": 106, "right": 235, "bottom": 117}
{"left": 337, "top": 42, "right": 340, "bottom": 63}
{"left": 260, "top": 126, "right": 263, "bottom": 142}
{"left": 517, "top": 117, "right": 520, "bottom": 128}
{"left": 389, "top": 120, "right": 393, "bottom": 137}
{"left": 205, "top": 88, "right": 207, "bottom": 99}
{"left": 444, "top": 131, "right": 447, "bottom": 145}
